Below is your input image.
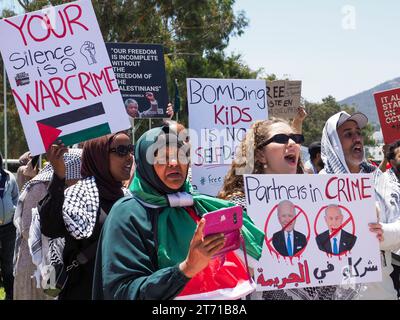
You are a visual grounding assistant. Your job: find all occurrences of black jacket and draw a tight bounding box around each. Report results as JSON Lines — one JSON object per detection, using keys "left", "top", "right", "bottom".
{"left": 38, "top": 174, "right": 114, "bottom": 300}
{"left": 272, "top": 230, "right": 307, "bottom": 257}
{"left": 315, "top": 229, "right": 357, "bottom": 254}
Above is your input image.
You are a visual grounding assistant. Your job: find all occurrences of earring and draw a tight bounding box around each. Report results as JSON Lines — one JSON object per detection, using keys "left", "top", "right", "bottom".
{"left": 263, "top": 164, "right": 268, "bottom": 169}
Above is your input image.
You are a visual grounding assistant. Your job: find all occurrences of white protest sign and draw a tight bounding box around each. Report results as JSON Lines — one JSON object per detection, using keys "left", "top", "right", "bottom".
{"left": 267, "top": 80, "right": 301, "bottom": 120}
{"left": 187, "top": 78, "right": 267, "bottom": 196}
{"left": 243, "top": 174, "right": 382, "bottom": 291}
{"left": 0, "top": 0, "right": 130, "bottom": 155}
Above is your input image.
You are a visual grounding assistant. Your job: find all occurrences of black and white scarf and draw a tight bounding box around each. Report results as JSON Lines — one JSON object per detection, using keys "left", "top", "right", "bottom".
{"left": 18, "top": 149, "right": 82, "bottom": 285}
{"left": 62, "top": 176, "right": 132, "bottom": 239}
{"left": 62, "top": 176, "right": 99, "bottom": 239}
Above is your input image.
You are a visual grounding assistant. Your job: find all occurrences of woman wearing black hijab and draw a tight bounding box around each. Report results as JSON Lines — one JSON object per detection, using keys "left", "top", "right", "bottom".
{"left": 38, "top": 132, "right": 133, "bottom": 299}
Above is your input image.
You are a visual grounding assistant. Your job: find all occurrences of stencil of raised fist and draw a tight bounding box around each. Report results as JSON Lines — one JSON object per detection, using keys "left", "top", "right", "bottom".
{"left": 80, "top": 41, "right": 97, "bottom": 65}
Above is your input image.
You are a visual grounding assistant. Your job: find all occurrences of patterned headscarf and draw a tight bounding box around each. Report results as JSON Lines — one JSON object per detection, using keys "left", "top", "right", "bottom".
{"left": 320, "top": 111, "right": 375, "bottom": 174}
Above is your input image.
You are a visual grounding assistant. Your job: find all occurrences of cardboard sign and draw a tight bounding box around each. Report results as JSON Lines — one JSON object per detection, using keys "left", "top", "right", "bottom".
{"left": 0, "top": 0, "right": 130, "bottom": 155}
{"left": 106, "top": 43, "right": 169, "bottom": 119}
{"left": 374, "top": 87, "right": 400, "bottom": 144}
{"left": 243, "top": 174, "right": 381, "bottom": 291}
{"left": 187, "top": 78, "right": 267, "bottom": 196}
{"left": 267, "top": 80, "right": 301, "bottom": 120}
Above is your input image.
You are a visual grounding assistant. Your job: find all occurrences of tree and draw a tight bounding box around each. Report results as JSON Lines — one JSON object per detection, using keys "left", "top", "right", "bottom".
{"left": 1, "top": 0, "right": 261, "bottom": 151}
{"left": 302, "top": 96, "right": 375, "bottom": 147}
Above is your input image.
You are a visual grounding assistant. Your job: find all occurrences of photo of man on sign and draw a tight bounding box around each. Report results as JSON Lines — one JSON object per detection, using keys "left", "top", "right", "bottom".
{"left": 124, "top": 92, "right": 160, "bottom": 118}
{"left": 272, "top": 200, "right": 307, "bottom": 257}
{"left": 315, "top": 204, "right": 357, "bottom": 255}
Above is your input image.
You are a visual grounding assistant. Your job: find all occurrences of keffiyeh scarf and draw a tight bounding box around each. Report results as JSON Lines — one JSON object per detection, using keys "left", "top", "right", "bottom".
{"left": 14, "top": 149, "right": 82, "bottom": 285}
{"left": 319, "top": 112, "right": 398, "bottom": 299}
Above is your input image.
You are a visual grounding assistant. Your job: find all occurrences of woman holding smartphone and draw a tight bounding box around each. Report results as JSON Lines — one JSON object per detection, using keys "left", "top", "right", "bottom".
{"left": 92, "top": 125, "right": 264, "bottom": 300}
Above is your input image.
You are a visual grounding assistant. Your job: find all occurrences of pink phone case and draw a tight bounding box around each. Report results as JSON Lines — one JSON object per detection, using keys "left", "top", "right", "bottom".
{"left": 203, "top": 206, "right": 243, "bottom": 256}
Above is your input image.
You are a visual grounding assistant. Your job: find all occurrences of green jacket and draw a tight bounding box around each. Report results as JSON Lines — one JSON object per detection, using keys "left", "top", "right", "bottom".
{"left": 92, "top": 196, "right": 190, "bottom": 300}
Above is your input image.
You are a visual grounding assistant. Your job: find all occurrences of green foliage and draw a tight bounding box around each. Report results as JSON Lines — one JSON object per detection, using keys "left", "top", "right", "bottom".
{"left": 302, "top": 95, "right": 376, "bottom": 147}
{"left": 1, "top": 0, "right": 260, "bottom": 149}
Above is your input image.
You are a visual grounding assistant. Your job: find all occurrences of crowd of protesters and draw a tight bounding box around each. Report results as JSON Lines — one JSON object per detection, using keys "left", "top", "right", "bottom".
{"left": 0, "top": 103, "right": 399, "bottom": 301}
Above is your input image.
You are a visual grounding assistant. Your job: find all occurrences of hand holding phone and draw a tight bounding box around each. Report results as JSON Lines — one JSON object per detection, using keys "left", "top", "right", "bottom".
{"left": 203, "top": 206, "right": 243, "bottom": 257}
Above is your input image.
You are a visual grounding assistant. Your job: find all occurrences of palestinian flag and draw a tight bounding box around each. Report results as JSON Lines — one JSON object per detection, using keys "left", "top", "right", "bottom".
{"left": 37, "top": 102, "right": 111, "bottom": 150}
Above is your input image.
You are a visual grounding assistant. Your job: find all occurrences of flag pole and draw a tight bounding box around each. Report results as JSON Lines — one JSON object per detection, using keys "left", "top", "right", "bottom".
{"left": 132, "top": 118, "right": 135, "bottom": 145}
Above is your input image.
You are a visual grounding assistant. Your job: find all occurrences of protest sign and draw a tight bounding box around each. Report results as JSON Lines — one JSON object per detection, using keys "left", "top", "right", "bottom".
{"left": 187, "top": 78, "right": 267, "bottom": 196}
{"left": 106, "top": 43, "right": 169, "bottom": 119}
{"left": 243, "top": 174, "right": 381, "bottom": 291}
{"left": 0, "top": 0, "right": 130, "bottom": 155}
{"left": 374, "top": 87, "right": 400, "bottom": 144}
{"left": 267, "top": 80, "right": 301, "bottom": 120}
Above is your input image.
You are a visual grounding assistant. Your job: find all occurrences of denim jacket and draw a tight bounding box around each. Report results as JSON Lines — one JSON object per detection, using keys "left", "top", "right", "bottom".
{"left": 0, "top": 170, "right": 19, "bottom": 225}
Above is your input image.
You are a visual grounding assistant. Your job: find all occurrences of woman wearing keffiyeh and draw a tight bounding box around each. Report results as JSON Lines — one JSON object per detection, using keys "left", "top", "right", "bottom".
{"left": 92, "top": 126, "right": 264, "bottom": 300}
{"left": 321, "top": 111, "right": 400, "bottom": 299}
{"left": 13, "top": 149, "right": 82, "bottom": 300}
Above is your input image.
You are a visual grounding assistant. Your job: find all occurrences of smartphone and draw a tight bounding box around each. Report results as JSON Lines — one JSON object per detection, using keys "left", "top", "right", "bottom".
{"left": 203, "top": 206, "right": 243, "bottom": 255}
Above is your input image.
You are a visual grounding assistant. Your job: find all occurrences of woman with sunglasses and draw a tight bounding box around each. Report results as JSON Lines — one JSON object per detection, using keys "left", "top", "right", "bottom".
{"left": 92, "top": 125, "right": 264, "bottom": 300}
{"left": 37, "top": 132, "right": 133, "bottom": 300}
{"left": 219, "top": 119, "right": 305, "bottom": 201}
{"left": 219, "top": 118, "right": 336, "bottom": 300}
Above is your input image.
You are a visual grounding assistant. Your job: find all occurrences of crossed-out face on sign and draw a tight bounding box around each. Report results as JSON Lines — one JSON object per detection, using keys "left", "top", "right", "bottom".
{"left": 314, "top": 204, "right": 357, "bottom": 257}
{"left": 265, "top": 200, "right": 310, "bottom": 260}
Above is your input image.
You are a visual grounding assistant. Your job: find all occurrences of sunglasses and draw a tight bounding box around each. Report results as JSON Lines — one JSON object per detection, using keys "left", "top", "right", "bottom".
{"left": 110, "top": 144, "right": 134, "bottom": 157}
{"left": 258, "top": 134, "right": 304, "bottom": 149}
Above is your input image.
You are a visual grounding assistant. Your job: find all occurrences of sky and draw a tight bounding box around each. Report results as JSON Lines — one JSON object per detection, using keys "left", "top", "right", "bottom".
{"left": 0, "top": 0, "right": 23, "bottom": 14}
{"left": 226, "top": 0, "right": 400, "bottom": 102}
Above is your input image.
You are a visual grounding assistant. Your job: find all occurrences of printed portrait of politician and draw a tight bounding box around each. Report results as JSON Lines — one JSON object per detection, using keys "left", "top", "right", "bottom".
{"left": 315, "top": 204, "right": 357, "bottom": 255}
{"left": 124, "top": 92, "right": 159, "bottom": 119}
{"left": 272, "top": 200, "right": 307, "bottom": 257}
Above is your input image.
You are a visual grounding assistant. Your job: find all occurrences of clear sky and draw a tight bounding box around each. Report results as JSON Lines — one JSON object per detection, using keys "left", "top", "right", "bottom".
{"left": 0, "top": 0, "right": 23, "bottom": 14}
{"left": 226, "top": 0, "right": 400, "bottom": 102}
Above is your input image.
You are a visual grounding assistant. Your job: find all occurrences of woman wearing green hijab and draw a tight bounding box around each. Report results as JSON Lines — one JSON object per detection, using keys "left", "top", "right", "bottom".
{"left": 92, "top": 126, "right": 264, "bottom": 300}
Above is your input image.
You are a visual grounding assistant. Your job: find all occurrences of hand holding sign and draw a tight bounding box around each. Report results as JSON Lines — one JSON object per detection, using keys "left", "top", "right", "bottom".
{"left": 46, "top": 141, "right": 68, "bottom": 180}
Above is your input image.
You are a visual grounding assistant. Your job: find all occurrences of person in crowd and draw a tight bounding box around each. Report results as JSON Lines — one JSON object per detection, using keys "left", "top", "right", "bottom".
{"left": 219, "top": 114, "right": 346, "bottom": 300}
{"left": 92, "top": 125, "right": 264, "bottom": 300}
{"left": 37, "top": 132, "right": 133, "bottom": 299}
{"left": 304, "top": 141, "right": 324, "bottom": 174}
{"left": 382, "top": 140, "right": 400, "bottom": 298}
{"left": 377, "top": 144, "right": 391, "bottom": 172}
{"left": 13, "top": 149, "right": 82, "bottom": 300}
{"left": 320, "top": 111, "right": 400, "bottom": 300}
{"left": 0, "top": 152, "right": 19, "bottom": 300}
{"left": 16, "top": 152, "right": 39, "bottom": 191}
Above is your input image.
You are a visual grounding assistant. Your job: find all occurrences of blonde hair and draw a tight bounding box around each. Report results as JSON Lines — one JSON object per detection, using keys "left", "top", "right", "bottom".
{"left": 219, "top": 118, "right": 302, "bottom": 199}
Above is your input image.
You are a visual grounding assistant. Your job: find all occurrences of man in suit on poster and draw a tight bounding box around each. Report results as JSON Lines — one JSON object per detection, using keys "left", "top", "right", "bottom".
{"left": 316, "top": 204, "right": 357, "bottom": 255}
{"left": 272, "top": 200, "right": 307, "bottom": 257}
